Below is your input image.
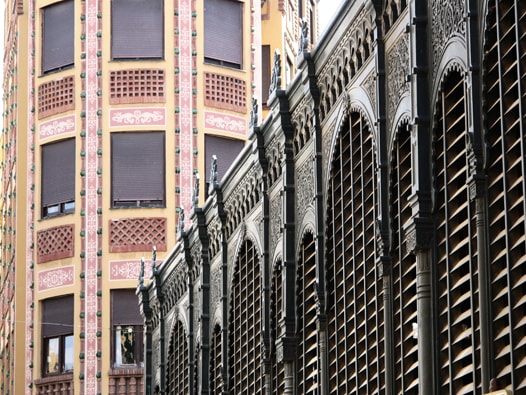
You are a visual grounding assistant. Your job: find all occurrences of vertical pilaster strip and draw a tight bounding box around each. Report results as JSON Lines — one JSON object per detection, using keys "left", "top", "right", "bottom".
{"left": 407, "top": 1, "right": 435, "bottom": 394}
{"left": 176, "top": 0, "right": 194, "bottom": 210}
{"left": 26, "top": 0, "right": 36, "bottom": 393}
{"left": 465, "top": 0, "right": 493, "bottom": 389}
{"left": 83, "top": 0, "right": 102, "bottom": 392}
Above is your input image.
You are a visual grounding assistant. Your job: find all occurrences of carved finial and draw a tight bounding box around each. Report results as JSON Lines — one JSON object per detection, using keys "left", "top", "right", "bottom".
{"left": 138, "top": 257, "right": 145, "bottom": 286}
{"left": 249, "top": 96, "right": 259, "bottom": 128}
{"left": 210, "top": 155, "right": 218, "bottom": 186}
{"left": 179, "top": 205, "right": 185, "bottom": 232}
{"left": 192, "top": 172, "right": 200, "bottom": 209}
{"left": 151, "top": 246, "right": 157, "bottom": 274}
{"left": 269, "top": 49, "right": 281, "bottom": 96}
{"left": 298, "top": 18, "right": 309, "bottom": 54}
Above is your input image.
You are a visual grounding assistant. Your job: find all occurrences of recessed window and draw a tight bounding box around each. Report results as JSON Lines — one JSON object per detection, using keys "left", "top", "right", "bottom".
{"left": 42, "top": 296, "right": 74, "bottom": 376}
{"left": 204, "top": 0, "right": 243, "bottom": 69}
{"left": 111, "top": 0, "right": 164, "bottom": 60}
{"left": 111, "top": 131, "right": 165, "bottom": 208}
{"left": 41, "top": 138, "right": 75, "bottom": 218}
{"left": 42, "top": 0, "right": 74, "bottom": 74}
{"left": 111, "top": 289, "right": 144, "bottom": 368}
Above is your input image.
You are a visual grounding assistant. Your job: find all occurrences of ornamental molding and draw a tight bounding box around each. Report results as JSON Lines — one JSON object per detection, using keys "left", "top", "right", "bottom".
{"left": 39, "top": 115, "right": 76, "bottom": 141}
{"left": 109, "top": 108, "right": 166, "bottom": 127}
{"left": 204, "top": 111, "right": 246, "bottom": 135}
{"left": 296, "top": 158, "right": 314, "bottom": 227}
{"left": 387, "top": 33, "right": 409, "bottom": 131}
{"left": 109, "top": 259, "right": 159, "bottom": 281}
{"left": 38, "top": 266, "right": 75, "bottom": 291}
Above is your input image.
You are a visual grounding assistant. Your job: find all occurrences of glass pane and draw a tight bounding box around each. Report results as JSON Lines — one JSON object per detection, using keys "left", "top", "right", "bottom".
{"left": 46, "top": 337, "right": 60, "bottom": 373}
{"left": 64, "top": 335, "right": 74, "bottom": 371}
{"left": 120, "top": 325, "right": 136, "bottom": 364}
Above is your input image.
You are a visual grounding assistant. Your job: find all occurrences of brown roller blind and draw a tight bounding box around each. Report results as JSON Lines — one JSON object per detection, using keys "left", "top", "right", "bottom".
{"left": 205, "top": 135, "right": 245, "bottom": 183}
{"left": 41, "top": 138, "right": 75, "bottom": 207}
{"left": 111, "top": 131, "right": 165, "bottom": 204}
{"left": 262, "top": 45, "right": 271, "bottom": 105}
{"left": 204, "top": 0, "right": 243, "bottom": 67}
{"left": 42, "top": 0, "right": 74, "bottom": 73}
{"left": 111, "top": 0, "right": 163, "bottom": 59}
{"left": 112, "top": 289, "right": 142, "bottom": 325}
{"left": 42, "top": 295, "right": 74, "bottom": 337}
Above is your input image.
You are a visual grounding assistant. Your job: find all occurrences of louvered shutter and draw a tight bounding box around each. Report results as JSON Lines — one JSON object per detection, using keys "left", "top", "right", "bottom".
{"left": 111, "top": 132, "right": 165, "bottom": 206}
{"left": 204, "top": 0, "right": 243, "bottom": 67}
{"left": 112, "top": 0, "right": 163, "bottom": 59}
{"left": 205, "top": 135, "right": 244, "bottom": 183}
{"left": 42, "top": 296, "right": 74, "bottom": 337}
{"left": 41, "top": 138, "right": 75, "bottom": 207}
{"left": 111, "top": 289, "right": 142, "bottom": 325}
{"left": 42, "top": 0, "right": 74, "bottom": 73}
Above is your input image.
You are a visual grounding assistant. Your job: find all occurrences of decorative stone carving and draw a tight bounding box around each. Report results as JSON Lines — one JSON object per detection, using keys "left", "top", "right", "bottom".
{"left": 363, "top": 71, "right": 377, "bottom": 113}
{"left": 387, "top": 33, "right": 409, "bottom": 130}
{"left": 296, "top": 158, "right": 314, "bottom": 227}
{"left": 270, "top": 196, "right": 282, "bottom": 254}
{"left": 431, "top": 0, "right": 465, "bottom": 77}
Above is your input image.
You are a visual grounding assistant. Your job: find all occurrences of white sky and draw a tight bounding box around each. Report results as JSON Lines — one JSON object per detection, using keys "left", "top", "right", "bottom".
{"left": 318, "top": 0, "right": 346, "bottom": 33}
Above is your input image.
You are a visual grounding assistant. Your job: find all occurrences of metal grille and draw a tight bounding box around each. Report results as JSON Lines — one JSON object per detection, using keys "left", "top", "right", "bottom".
{"left": 390, "top": 124, "right": 418, "bottom": 393}
{"left": 296, "top": 233, "right": 318, "bottom": 393}
{"left": 228, "top": 239, "right": 262, "bottom": 392}
{"left": 434, "top": 71, "right": 479, "bottom": 394}
{"left": 326, "top": 112, "right": 382, "bottom": 393}
{"left": 271, "top": 262, "right": 284, "bottom": 395}
{"left": 210, "top": 325, "right": 222, "bottom": 394}
{"left": 485, "top": 0, "right": 526, "bottom": 389}
{"left": 166, "top": 320, "right": 188, "bottom": 394}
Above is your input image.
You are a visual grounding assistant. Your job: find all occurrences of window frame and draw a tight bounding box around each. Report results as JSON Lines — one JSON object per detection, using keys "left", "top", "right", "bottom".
{"left": 41, "top": 0, "right": 74, "bottom": 74}
{"left": 111, "top": 290, "right": 144, "bottom": 369}
{"left": 111, "top": 131, "right": 166, "bottom": 209}
{"left": 204, "top": 0, "right": 243, "bottom": 69}
{"left": 111, "top": 0, "right": 164, "bottom": 60}
{"left": 41, "top": 138, "right": 75, "bottom": 219}
{"left": 41, "top": 296, "right": 74, "bottom": 377}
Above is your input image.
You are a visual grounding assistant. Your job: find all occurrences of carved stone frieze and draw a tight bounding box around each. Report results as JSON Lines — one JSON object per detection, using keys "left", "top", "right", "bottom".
{"left": 211, "top": 262, "right": 222, "bottom": 314}
{"left": 296, "top": 158, "right": 314, "bottom": 227}
{"left": 363, "top": 71, "right": 377, "bottom": 113}
{"left": 431, "top": 0, "right": 465, "bottom": 77}
{"left": 270, "top": 195, "right": 282, "bottom": 254}
{"left": 387, "top": 33, "right": 409, "bottom": 130}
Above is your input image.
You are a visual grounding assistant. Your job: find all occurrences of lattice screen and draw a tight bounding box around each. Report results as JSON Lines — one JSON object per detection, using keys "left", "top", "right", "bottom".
{"left": 228, "top": 239, "right": 262, "bottom": 392}
{"left": 109, "top": 217, "right": 166, "bottom": 252}
{"left": 326, "top": 112, "right": 383, "bottom": 393}
{"left": 485, "top": 0, "right": 526, "bottom": 389}
{"left": 166, "top": 320, "right": 188, "bottom": 394}
{"left": 37, "top": 224, "right": 74, "bottom": 263}
{"left": 271, "top": 262, "right": 284, "bottom": 395}
{"left": 204, "top": 72, "right": 247, "bottom": 113}
{"left": 434, "top": 71, "right": 480, "bottom": 393}
{"left": 109, "top": 69, "right": 165, "bottom": 104}
{"left": 390, "top": 124, "right": 418, "bottom": 393}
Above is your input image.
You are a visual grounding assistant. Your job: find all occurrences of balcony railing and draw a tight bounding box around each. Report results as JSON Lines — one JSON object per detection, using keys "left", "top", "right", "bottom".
{"left": 108, "top": 367, "right": 144, "bottom": 395}
{"left": 35, "top": 373, "right": 73, "bottom": 395}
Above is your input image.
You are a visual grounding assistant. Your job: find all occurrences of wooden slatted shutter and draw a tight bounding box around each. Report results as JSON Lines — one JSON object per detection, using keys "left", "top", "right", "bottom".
{"left": 229, "top": 239, "right": 262, "bottom": 392}
{"left": 210, "top": 325, "right": 222, "bottom": 394}
{"left": 434, "top": 71, "right": 479, "bottom": 393}
{"left": 42, "top": 0, "right": 74, "bottom": 73}
{"left": 111, "top": 289, "right": 142, "bottom": 325}
{"left": 41, "top": 138, "right": 75, "bottom": 210}
{"left": 111, "top": 0, "right": 163, "bottom": 59}
{"left": 262, "top": 45, "right": 271, "bottom": 105}
{"left": 166, "top": 320, "right": 189, "bottom": 394}
{"left": 390, "top": 124, "right": 418, "bottom": 393}
{"left": 326, "top": 112, "right": 383, "bottom": 393}
{"left": 111, "top": 132, "right": 165, "bottom": 207}
{"left": 485, "top": 0, "right": 526, "bottom": 389}
{"left": 297, "top": 233, "right": 318, "bottom": 393}
{"left": 204, "top": 0, "right": 243, "bottom": 68}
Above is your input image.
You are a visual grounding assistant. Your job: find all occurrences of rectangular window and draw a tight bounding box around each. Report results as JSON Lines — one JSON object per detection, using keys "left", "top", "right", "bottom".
{"left": 111, "top": 131, "right": 165, "bottom": 208}
{"left": 261, "top": 45, "right": 271, "bottom": 106}
{"left": 111, "top": 289, "right": 144, "bottom": 368}
{"left": 42, "top": 0, "right": 74, "bottom": 74}
{"left": 42, "top": 296, "right": 74, "bottom": 376}
{"left": 41, "top": 138, "right": 75, "bottom": 218}
{"left": 111, "top": 0, "right": 164, "bottom": 60}
{"left": 204, "top": 0, "right": 243, "bottom": 69}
